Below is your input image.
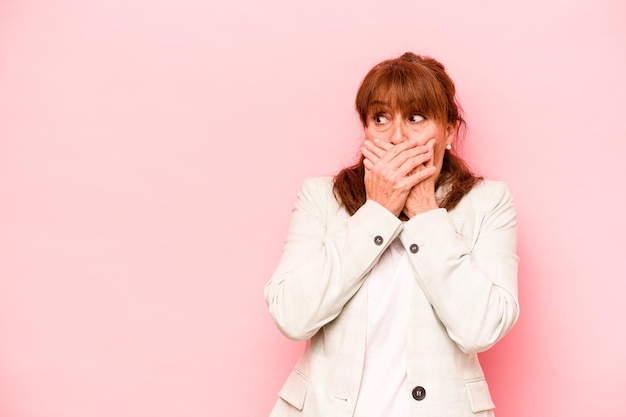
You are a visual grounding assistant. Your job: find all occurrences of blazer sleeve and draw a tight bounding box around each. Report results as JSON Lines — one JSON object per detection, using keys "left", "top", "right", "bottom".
{"left": 264, "top": 177, "right": 402, "bottom": 341}
{"left": 399, "top": 181, "right": 520, "bottom": 354}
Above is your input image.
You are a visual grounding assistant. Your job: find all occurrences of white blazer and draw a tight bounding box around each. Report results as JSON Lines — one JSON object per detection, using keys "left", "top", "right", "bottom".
{"left": 265, "top": 177, "right": 519, "bottom": 417}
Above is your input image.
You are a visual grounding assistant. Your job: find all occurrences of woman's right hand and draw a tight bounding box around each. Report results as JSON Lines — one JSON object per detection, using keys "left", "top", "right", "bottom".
{"left": 361, "top": 138, "right": 436, "bottom": 217}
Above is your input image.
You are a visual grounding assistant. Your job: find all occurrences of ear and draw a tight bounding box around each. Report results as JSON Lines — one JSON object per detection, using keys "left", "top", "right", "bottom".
{"left": 445, "top": 121, "right": 457, "bottom": 145}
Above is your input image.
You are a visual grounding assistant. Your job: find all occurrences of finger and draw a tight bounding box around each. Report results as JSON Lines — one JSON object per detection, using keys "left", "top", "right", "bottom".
{"left": 375, "top": 139, "right": 419, "bottom": 163}
{"left": 397, "top": 139, "right": 436, "bottom": 171}
{"left": 397, "top": 151, "right": 433, "bottom": 176}
{"left": 382, "top": 141, "right": 435, "bottom": 166}
{"left": 406, "top": 164, "right": 437, "bottom": 186}
{"left": 361, "top": 146, "right": 383, "bottom": 166}
{"left": 363, "top": 139, "right": 420, "bottom": 170}
{"left": 422, "top": 138, "right": 436, "bottom": 168}
{"left": 387, "top": 142, "right": 433, "bottom": 175}
{"left": 395, "top": 142, "right": 432, "bottom": 161}
{"left": 396, "top": 158, "right": 432, "bottom": 183}
{"left": 361, "top": 142, "right": 384, "bottom": 161}
{"left": 372, "top": 138, "right": 393, "bottom": 151}
{"left": 394, "top": 167, "right": 434, "bottom": 193}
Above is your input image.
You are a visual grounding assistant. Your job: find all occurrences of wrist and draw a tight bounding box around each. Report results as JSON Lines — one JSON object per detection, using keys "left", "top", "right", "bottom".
{"left": 404, "top": 199, "right": 439, "bottom": 218}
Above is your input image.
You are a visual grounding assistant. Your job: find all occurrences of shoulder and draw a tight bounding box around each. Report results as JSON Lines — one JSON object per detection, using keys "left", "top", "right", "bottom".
{"left": 452, "top": 179, "right": 516, "bottom": 217}
{"left": 293, "top": 176, "right": 338, "bottom": 214}
{"left": 300, "top": 176, "right": 334, "bottom": 191}
{"left": 457, "top": 179, "right": 516, "bottom": 225}
{"left": 445, "top": 179, "right": 516, "bottom": 241}
{"left": 298, "top": 176, "right": 336, "bottom": 202}
{"left": 467, "top": 179, "right": 513, "bottom": 202}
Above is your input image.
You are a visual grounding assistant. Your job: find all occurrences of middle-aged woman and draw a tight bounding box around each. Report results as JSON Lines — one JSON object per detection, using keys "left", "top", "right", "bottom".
{"left": 265, "top": 52, "right": 519, "bottom": 417}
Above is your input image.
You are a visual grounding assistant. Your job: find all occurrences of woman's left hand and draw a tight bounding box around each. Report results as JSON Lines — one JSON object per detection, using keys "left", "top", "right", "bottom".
{"left": 403, "top": 139, "right": 440, "bottom": 218}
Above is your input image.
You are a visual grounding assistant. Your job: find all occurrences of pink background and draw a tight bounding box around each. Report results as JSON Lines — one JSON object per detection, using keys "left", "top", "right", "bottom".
{"left": 1, "top": 0, "right": 625, "bottom": 416}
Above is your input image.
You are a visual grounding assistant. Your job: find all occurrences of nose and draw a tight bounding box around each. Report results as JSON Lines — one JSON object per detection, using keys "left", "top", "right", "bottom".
{"left": 390, "top": 122, "right": 408, "bottom": 145}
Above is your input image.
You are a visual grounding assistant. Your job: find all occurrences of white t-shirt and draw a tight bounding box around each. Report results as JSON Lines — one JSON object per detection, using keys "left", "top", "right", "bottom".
{"left": 353, "top": 238, "right": 413, "bottom": 417}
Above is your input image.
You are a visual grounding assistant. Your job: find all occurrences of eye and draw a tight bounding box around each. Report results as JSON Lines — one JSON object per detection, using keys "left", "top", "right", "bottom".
{"left": 372, "top": 114, "right": 390, "bottom": 125}
{"left": 408, "top": 114, "right": 426, "bottom": 123}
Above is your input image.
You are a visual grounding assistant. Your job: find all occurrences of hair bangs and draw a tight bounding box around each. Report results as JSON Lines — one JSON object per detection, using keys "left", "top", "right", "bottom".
{"left": 356, "top": 59, "right": 449, "bottom": 126}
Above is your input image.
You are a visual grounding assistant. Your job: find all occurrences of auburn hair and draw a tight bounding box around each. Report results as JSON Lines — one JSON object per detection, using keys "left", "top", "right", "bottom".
{"left": 333, "top": 52, "right": 481, "bottom": 216}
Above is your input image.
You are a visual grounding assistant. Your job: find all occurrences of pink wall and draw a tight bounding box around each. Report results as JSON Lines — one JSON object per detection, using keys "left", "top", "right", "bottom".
{"left": 1, "top": 0, "right": 625, "bottom": 416}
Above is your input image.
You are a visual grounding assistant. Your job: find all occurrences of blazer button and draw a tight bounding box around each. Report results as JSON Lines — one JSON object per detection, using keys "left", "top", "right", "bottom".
{"left": 374, "top": 235, "right": 384, "bottom": 245}
{"left": 410, "top": 244, "right": 419, "bottom": 253}
{"left": 412, "top": 386, "right": 426, "bottom": 401}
